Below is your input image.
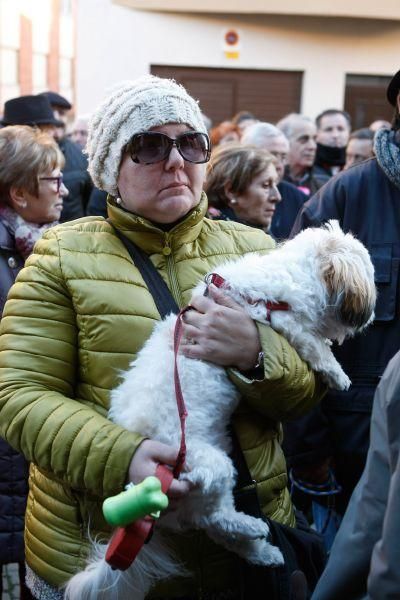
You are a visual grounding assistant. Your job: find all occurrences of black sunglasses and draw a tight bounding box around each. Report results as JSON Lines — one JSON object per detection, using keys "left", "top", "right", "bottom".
{"left": 128, "top": 131, "right": 211, "bottom": 165}
{"left": 39, "top": 173, "right": 64, "bottom": 192}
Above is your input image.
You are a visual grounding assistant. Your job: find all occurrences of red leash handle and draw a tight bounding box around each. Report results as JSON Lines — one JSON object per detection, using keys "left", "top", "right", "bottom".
{"left": 105, "top": 464, "right": 174, "bottom": 570}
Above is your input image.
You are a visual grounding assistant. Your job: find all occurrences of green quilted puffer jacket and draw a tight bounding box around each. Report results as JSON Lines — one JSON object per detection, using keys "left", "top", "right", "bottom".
{"left": 0, "top": 194, "right": 323, "bottom": 595}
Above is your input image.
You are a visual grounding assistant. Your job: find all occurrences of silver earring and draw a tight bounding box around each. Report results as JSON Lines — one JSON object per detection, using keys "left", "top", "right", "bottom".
{"left": 116, "top": 197, "right": 122, "bottom": 205}
{"left": 21, "top": 201, "right": 27, "bottom": 208}
{"left": 230, "top": 198, "right": 237, "bottom": 205}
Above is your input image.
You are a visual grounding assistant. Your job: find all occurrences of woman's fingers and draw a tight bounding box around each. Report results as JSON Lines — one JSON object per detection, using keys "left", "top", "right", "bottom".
{"left": 180, "top": 285, "right": 261, "bottom": 370}
{"left": 127, "top": 440, "right": 191, "bottom": 504}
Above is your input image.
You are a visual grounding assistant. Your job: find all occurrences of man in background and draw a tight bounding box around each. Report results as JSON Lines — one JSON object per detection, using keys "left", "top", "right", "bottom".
{"left": 284, "top": 67, "right": 400, "bottom": 525}
{"left": 344, "top": 128, "right": 374, "bottom": 170}
{"left": 277, "top": 113, "right": 329, "bottom": 196}
{"left": 71, "top": 115, "right": 90, "bottom": 150}
{"left": 39, "top": 91, "right": 92, "bottom": 222}
{"left": 314, "top": 109, "right": 351, "bottom": 178}
{"left": 242, "top": 122, "right": 307, "bottom": 239}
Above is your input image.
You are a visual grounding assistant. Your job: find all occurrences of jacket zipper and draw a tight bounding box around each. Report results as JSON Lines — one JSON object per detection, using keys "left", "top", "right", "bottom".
{"left": 163, "top": 235, "right": 183, "bottom": 308}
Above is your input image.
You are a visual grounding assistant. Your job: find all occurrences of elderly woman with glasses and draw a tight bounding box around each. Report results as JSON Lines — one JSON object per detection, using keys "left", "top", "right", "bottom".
{"left": 0, "top": 124, "right": 67, "bottom": 599}
{"left": 0, "top": 77, "right": 322, "bottom": 600}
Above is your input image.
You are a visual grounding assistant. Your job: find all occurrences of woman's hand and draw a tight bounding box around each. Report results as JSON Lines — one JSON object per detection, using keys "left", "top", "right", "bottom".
{"left": 180, "top": 284, "right": 261, "bottom": 371}
{"left": 127, "top": 440, "right": 191, "bottom": 502}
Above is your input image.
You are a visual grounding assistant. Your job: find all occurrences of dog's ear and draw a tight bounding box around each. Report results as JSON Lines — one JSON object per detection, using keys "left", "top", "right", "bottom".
{"left": 318, "top": 233, "right": 376, "bottom": 330}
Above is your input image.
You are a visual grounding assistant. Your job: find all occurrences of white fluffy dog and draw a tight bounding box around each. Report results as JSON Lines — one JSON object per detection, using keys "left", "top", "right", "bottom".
{"left": 65, "top": 221, "right": 376, "bottom": 600}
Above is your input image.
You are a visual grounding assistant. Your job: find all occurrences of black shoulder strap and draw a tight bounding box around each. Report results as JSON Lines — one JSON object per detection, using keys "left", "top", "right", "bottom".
{"left": 108, "top": 220, "right": 179, "bottom": 318}
{"left": 229, "top": 424, "right": 264, "bottom": 518}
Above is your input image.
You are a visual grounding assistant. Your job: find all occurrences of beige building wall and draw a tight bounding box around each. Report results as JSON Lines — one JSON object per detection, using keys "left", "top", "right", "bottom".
{"left": 0, "top": 0, "right": 75, "bottom": 109}
{"left": 77, "top": 0, "right": 400, "bottom": 120}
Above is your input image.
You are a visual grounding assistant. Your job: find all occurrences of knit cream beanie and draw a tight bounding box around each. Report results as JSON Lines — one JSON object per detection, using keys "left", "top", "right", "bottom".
{"left": 86, "top": 75, "right": 207, "bottom": 195}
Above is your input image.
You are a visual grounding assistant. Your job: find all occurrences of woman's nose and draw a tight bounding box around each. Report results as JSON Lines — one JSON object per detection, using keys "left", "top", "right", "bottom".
{"left": 270, "top": 185, "right": 282, "bottom": 203}
{"left": 60, "top": 182, "right": 69, "bottom": 197}
{"left": 165, "top": 145, "right": 184, "bottom": 170}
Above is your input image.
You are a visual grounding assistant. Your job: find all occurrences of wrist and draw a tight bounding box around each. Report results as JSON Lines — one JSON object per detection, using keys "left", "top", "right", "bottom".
{"left": 237, "top": 349, "right": 264, "bottom": 374}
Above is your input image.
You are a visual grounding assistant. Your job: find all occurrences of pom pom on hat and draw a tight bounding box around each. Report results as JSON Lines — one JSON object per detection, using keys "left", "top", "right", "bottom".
{"left": 86, "top": 75, "right": 207, "bottom": 196}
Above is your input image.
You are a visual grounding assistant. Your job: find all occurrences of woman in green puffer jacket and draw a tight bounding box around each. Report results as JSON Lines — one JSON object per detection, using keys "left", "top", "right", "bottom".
{"left": 0, "top": 76, "right": 324, "bottom": 599}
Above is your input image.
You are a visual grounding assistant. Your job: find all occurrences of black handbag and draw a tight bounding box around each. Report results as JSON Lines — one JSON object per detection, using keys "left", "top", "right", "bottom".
{"left": 230, "top": 425, "right": 326, "bottom": 600}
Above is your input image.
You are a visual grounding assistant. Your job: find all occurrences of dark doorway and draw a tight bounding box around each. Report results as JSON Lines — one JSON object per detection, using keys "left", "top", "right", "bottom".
{"left": 344, "top": 74, "right": 393, "bottom": 129}
{"left": 151, "top": 65, "right": 303, "bottom": 126}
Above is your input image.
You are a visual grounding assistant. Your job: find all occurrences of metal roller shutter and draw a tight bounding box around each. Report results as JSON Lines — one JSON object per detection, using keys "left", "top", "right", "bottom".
{"left": 151, "top": 65, "right": 303, "bottom": 125}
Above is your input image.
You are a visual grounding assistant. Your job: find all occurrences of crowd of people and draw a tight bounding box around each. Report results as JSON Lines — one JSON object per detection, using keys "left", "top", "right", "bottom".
{"left": 0, "top": 67, "right": 399, "bottom": 600}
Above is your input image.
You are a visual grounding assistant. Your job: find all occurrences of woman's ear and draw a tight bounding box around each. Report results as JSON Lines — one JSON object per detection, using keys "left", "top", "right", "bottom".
{"left": 223, "top": 181, "right": 236, "bottom": 203}
{"left": 9, "top": 186, "right": 28, "bottom": 210}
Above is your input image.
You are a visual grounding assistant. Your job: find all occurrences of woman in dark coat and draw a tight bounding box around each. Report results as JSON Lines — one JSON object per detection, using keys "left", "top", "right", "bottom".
{"left": 204, "top": 143, "right": 281, "bottom": 233}
{"left": 0, "top": 125, "right": 67, "bottom": 598}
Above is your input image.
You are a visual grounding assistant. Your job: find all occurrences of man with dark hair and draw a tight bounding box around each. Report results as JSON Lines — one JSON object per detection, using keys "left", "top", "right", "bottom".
{"left": 314, "top": 109, "right": 351, "bottom": 178}
{"left": 38, "top": 91, "right": 72, "bottom": 142}
{"left": 284, "top": 68, "right": 400, "bottom": 526}
{"left": 344, "top": 128, "right": 374, "bottom": 169}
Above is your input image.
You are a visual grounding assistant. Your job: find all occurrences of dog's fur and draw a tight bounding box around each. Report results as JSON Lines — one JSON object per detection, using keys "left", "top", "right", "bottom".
{"left": 65, "top": 221, "right": 376, "bottom": 599}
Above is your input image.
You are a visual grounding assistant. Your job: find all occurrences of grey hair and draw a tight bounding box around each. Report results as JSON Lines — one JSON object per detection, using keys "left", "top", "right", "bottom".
{"left": 241, "top": 122, "right": 287, "bottom": 146}
{"left": 276, "top": 113, "right": 314, "bottom": 140}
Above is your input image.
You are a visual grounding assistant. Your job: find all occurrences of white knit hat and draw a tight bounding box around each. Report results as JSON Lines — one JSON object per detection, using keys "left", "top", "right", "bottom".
{"left": 86, "top": 75, "right": 207, "bottom": 195}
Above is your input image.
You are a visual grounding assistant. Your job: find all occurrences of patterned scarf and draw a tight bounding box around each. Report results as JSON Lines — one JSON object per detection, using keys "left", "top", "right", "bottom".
{"left": 0, "top": 204, "right": 58, "bottom": 259}
{"left": 374, "top": 128, "right": 400, "bottom": 191}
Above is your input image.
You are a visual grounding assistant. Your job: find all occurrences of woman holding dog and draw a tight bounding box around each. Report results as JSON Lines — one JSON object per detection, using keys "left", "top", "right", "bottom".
{"left": 0, "top": 77, "right": 323, "bottom": 599}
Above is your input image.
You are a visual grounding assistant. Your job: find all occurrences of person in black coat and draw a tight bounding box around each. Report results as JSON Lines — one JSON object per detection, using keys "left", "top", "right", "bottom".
{"left": 0, "top": 125, "right": 66, "bottom": 598}
{"left": 313, "top": 109, "right": 351, "bottom": 179}
{"left": 284, "top": 68, "right": 400, "bottom": 519}
{"left": 39, "top": 92, "right": 93, "bottom": 221}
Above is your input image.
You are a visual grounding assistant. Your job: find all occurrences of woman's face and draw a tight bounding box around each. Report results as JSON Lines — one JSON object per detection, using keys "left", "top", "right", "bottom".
{"left": 12, "top": 166, "right": 68, "bottom": 224}
{"left": 232, "top": 164, "right": 281, "bottom": 229}
{"left": 117, "top": 123, "right": 207, "bottom": 224}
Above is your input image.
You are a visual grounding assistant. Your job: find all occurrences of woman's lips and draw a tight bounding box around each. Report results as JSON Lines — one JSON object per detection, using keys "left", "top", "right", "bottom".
{"left": 162, "top": 182, "right": 188, "bottom": 191}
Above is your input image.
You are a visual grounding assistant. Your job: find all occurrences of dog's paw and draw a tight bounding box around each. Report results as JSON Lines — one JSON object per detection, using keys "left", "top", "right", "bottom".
{"left": 207, "top": 511, "right": 270, "bottom": 541}
{"left": 333, "top": 372, "right": 351, "bottom": 391}
{"left": 182, "top": 467, "right": 216, "bottom": 494}
{"left": 239, "top": 538, "right": 284, "bottom": 567}
{"left": 257, "top": 542, "right": 284, "bottom": 567}
{"left": 324, "top": 368, "right": 351, "bottom": 391}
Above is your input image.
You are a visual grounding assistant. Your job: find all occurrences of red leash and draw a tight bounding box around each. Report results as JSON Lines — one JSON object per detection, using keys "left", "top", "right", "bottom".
{"left": 105, "top": 310, "right": 190, "bottom": 571}
{"left": 172, "top": 306, "right": 191, "bottom": 478}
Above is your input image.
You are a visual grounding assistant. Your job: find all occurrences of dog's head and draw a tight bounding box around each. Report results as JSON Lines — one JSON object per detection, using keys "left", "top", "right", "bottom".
{"left": 297, "top": 220, "right": 376, "bottom": 342}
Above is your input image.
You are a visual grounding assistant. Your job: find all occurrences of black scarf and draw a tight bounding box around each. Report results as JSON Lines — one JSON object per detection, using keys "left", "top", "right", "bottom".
{"left": 315, "top": 143, "right": 346, "bottom": 168}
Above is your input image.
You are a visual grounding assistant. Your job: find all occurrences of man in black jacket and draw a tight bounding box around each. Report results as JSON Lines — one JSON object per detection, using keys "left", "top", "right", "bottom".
{"left": 284, "top": 68, "right": 400, "bottom": 517}
{"left": 39, "top": 92, "right": 92, "bottom": 222}
{"left": 314, "top": 109, "right": 351, "bottom": 179}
